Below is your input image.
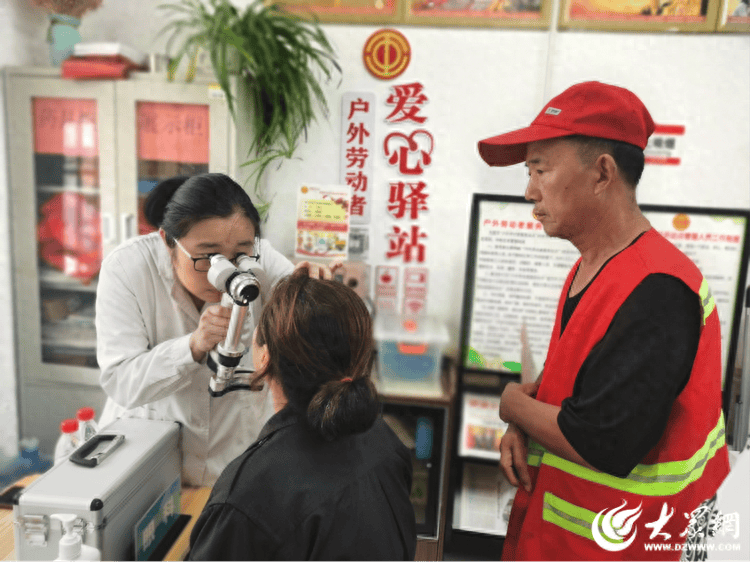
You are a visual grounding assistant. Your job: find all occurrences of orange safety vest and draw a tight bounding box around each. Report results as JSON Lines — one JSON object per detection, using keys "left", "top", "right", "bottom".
{"left": 502, "top": 228, "right": 730, "bottom": 561}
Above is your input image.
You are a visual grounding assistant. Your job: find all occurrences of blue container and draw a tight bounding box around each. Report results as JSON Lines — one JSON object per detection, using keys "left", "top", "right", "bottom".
{"left": 0, "top": 438, "right": 53, "bottom": 490}
{"left": 374, "top": 314, "right": 449, "bottom": 396}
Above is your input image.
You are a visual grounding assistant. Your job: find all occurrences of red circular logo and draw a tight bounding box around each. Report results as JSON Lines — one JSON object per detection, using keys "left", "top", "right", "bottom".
{"left": 363, "top": 29, "right": 411, "bottom": 81}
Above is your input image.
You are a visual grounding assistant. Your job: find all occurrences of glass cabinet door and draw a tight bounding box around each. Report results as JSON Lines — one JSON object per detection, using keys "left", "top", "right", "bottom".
{"left": 115, "top": 76, "right": 233, "bottom": 241}
{"left": 135, "top": 101, "right": 210, "bottom": 234}
{"left": 6, "top": 73, "right": 116, "bottom": 386}
{"left": 33, "top": 96, "right": 101, "bottom": 368}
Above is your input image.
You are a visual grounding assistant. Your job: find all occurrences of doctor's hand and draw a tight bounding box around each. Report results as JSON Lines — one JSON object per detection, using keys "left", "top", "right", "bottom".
{"left": 189, "top": 304, "right": 231, "bottom": 363}
{"left": 294, "top": 260, "right": 344, "bottom": 280}
{"left": 500, "top": 423, "right": 532, "bottom": 492}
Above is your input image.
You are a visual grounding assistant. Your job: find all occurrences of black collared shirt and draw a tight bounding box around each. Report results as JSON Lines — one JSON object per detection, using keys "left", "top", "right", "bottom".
{"left": 188, "top": 408, "right": 417, "bottom": 560}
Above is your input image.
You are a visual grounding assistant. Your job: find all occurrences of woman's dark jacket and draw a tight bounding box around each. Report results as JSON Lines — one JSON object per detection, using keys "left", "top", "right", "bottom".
{"left": 188, "top": 407, "right": 417, "bottom": 560}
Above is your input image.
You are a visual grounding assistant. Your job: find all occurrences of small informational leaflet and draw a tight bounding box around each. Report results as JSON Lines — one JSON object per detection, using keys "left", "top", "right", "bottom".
{"left": 375, "top": 265, "right": 399, "bottom": 312}
{"left": 403, "top": 266, "right": 428, "bottom": 315}
{"left": 295, "top": 185, "right": 351, "bottom": 260}
{"left": 457, "top": 462, "right": 517, "bottom": 537}
{"left": 459, "top": 392, "right": 508, "bottom": 460}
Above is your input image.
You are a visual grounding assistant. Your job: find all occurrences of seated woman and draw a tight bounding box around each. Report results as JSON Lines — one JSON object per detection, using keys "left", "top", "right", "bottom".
{"left": 188, "top": 271, "right": 417, "bottom": 560}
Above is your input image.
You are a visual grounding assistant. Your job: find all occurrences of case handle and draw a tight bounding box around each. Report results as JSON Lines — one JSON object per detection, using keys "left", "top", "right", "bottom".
{"left": 70, "top": 433, "right": 125, "bottom": 468}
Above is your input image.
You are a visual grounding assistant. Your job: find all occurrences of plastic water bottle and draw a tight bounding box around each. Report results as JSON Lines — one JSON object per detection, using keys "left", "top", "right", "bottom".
{"left": 54, "top": 419, "right": 80, "bottom": 465}
{"left": 76, "top": 407, "right": 98, "bottom": 444}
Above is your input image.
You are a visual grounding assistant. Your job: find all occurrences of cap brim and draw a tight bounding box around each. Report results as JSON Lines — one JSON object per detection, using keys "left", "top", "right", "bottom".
{"left": 478, "top": 124, "right": 575, "bottom": 167}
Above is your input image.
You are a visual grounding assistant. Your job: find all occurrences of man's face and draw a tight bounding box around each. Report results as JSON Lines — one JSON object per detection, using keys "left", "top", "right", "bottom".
{"left": 524, "top": 138, "right": 598, "bottom": 241}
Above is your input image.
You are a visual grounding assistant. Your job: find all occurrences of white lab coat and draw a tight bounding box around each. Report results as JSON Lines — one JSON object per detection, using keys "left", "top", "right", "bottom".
{"left": 95, "top": 232, "right": 294, "bottom": 486}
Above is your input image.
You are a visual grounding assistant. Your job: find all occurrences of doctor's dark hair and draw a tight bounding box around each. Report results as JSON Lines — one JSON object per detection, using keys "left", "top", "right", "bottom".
{"left": 144, "top": 173, "right": 261, "bottom": 243}
{"left": 254, "top": 270, "right": 379, "bottom": 441}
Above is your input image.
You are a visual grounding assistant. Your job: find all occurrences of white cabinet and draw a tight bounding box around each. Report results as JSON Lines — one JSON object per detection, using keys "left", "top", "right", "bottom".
{"left": 4, "top": 66, "right": 236, "bottom": 389}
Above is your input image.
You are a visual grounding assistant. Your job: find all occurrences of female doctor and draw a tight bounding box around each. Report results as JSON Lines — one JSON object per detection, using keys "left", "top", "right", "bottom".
{"left": 95, "top": 173, "right": 336, "bottom": 486}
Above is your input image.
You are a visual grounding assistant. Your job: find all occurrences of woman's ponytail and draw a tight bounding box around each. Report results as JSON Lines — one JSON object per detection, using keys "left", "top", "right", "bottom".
{"left": 307, "top": 375, "right": 379, "bottom": 442}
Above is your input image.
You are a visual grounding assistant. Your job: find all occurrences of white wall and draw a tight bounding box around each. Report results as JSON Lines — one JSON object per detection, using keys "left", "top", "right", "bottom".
{"left": 2, "top": 0, "right": 749, "bottom": 452}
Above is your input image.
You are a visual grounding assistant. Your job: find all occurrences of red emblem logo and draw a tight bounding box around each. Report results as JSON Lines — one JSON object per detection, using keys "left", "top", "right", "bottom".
{"left": 363, "top": 29, "right": 411, "bottom": 80}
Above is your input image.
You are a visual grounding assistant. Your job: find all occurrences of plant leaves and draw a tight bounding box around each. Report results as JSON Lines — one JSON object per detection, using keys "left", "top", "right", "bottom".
{"left": 158, "top": 0, "right": 340, "bottom": 214}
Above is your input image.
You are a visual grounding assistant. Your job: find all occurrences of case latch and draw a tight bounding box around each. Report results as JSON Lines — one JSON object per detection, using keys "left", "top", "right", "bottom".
{"left": 15, "top": 514, "right": 48, "bottom": 547}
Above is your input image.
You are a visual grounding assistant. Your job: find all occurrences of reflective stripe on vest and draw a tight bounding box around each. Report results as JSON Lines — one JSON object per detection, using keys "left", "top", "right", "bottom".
{"left": 528, "top": 440, "right": 544, "bottom": 467}
{"left": 542, "top": 491, "right": 597, "bottom": 543}
{"left": 527, "top": 413, "right": 725, "bottom": 496}
{"left": 699, "top": 278, "right": 716, "bottom": 326}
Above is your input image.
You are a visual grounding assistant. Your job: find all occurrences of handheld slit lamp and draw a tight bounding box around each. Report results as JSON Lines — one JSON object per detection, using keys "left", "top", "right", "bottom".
{"left": 206, "top": 253, "right": 263, "bottom": 397}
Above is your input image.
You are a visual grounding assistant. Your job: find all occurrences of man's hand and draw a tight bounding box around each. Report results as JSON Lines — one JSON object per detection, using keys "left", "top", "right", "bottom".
{"left": 499, "top": 423, "right": 532, "bottom": 492}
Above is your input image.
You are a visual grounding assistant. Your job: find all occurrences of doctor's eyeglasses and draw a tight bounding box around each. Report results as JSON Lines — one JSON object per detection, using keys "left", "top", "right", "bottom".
{"left": 173, "top": 237, "right": 260, "bottom": 272}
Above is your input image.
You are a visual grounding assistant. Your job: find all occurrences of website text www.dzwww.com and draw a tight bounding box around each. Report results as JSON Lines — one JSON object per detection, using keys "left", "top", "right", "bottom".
{"left": 644, "top": 542, "right": 742, "bottom": 552}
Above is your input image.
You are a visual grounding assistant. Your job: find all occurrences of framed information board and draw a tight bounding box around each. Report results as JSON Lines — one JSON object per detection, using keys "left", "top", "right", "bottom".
{"left": 459, "top": 194, "right": 750, "bottom": 406}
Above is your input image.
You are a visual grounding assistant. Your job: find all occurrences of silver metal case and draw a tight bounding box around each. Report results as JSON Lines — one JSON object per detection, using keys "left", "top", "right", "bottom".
{"left": 13, "top": 418, "right": 181, "bottom": 560}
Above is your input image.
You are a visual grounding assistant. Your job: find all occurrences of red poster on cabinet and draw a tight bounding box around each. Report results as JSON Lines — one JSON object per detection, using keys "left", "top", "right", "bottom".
{"left": 137, "top": 102, "right": 209, "bottom": 164}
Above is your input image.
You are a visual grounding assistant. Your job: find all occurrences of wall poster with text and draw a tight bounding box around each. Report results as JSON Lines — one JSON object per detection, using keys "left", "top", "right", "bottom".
{"left": 459, "top": 194, "right": 750, "bottom": 407}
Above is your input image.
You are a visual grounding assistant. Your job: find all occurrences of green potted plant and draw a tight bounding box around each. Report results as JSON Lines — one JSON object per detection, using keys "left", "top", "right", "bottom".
{"left": 159, "top": 0, "right": 341, "bottom": 216}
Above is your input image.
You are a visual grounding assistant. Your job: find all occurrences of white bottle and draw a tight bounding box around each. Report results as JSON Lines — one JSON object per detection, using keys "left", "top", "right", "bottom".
{"left": 54, "top": 419, "right": 80, "bottom": 465}
{"left": 51, "top": 514, "right": 101, "bottom": 561}
{"left": 76, "top": 407, "right": 98, "bottom": 444}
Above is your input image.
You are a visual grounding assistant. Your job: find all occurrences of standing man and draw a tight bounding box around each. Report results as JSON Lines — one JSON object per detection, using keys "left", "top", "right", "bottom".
{"left": 478, "top": 81, "right": 730, "bottom": 560}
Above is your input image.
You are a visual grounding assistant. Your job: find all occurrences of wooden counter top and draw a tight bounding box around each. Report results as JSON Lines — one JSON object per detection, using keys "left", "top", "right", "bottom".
{"left": 0, "top": 475, "right": 211, "bottom": 561}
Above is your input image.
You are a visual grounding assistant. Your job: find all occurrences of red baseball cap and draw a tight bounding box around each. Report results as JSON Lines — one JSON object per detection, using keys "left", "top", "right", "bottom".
{"left": 478, "top": 81, "right": 655, "bottom": 167}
